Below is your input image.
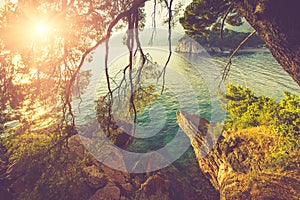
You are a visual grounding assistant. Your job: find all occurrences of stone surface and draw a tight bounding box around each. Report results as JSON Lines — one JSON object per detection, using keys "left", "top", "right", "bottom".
{"left": 175, "top": 35, "right": 207, "bottom": 54}
{"left": 136, "top": 173, "right": 172, "bottom": 199}
{"left": 83, "top": 165, "right": 108, "bottom": 189}
{"left": 175, "top": 35, "right": 224, "bottom": 55}
{"left": 89, "top": 181, "right": 121, "bottom": 200}
{"left": 177, "top": 110, "right": 300, "bottom": 200}
{"left": 1, "top": 126, "right": 219, "bottom": 200}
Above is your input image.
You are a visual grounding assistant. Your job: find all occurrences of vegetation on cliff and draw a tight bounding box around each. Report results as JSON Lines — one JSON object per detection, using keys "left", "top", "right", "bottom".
{"left": 225, "top": 84, "right": 300, "bottom": 168}
{"left": 177, "top": 85, "right": 300, "bottom": 199}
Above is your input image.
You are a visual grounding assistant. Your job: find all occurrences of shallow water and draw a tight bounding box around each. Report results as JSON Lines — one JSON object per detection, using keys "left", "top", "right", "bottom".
{"left": 73, "top": 48, "right": 300, "bottom": 154}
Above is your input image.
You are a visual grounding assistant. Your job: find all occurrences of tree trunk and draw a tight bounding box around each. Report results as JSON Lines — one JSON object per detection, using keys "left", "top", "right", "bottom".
{"left": 229, "top": 0, "right": 300, "bottom": 86}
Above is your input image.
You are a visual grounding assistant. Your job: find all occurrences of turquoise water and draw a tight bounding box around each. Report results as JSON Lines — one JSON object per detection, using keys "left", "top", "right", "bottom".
{"left": 74, "top": 49, "right": 300, "bottom": 153}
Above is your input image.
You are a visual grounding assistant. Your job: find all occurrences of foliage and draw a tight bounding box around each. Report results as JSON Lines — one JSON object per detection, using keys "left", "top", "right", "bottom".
{"left": 224, "top": 84, "right": 277, "bottom": 130}
{"left": 96, "top": 84, "right": 160, "bottom": 131}
{"left": 179, "top": 0, "right": 243, "bottom": 36}
{"left": 194, "top": 29, "right": 264, "bottom": 49}
{"left": 0, "top": 1, "right": 150, "bottom": 198}
{"left": 224, "top": 84, "right": 300, "bottom": 167}
{"left": 1, "top": 123, "right": 90, "bottom": 200}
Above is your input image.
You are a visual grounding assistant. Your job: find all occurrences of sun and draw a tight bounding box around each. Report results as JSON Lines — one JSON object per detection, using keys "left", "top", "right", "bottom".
{"left": 35, "top": 22, "right": 49, "bottom": 35}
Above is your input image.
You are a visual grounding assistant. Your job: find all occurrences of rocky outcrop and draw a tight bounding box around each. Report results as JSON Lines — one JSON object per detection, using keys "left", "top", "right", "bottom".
{"left": 71, "top": 134, "right": 219, "bottom": 200}
{"left": 177, "top": 110, "right": 300, "bottom": 200}
{"left": 175, "top": 35, "right": 222, "bottom": 54}
{"left": 0, "top": 132, "right": 217, "bottom": 200}
{"left": 75, "top": 117, "right": 219, "bottom": 199}
{"left": 175, "top": 35, "right": 207, "bottom": 54}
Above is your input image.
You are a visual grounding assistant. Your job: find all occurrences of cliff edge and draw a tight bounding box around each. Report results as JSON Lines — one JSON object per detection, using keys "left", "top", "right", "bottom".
{"left": 177, "top": 110, "right": 300, "bottom": 200}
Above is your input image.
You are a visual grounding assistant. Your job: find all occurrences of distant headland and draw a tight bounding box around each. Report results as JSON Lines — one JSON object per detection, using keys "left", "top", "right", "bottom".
{"left": 175, "top": 29, "right": 267, "bottom": 55}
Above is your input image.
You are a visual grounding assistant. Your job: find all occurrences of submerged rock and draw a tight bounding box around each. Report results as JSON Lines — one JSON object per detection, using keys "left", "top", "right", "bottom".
{"left": 177, "top": 110, "right": 300, "bottom": 200}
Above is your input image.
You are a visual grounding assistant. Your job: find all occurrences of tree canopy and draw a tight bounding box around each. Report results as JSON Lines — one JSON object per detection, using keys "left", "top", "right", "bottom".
{"left": 179, "top": 0, "right": 243, "bottom": 36}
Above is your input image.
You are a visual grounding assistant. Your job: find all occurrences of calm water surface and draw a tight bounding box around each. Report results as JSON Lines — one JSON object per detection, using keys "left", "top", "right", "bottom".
{"left": 74, "top": 48, "right": 300, "bottom": 152}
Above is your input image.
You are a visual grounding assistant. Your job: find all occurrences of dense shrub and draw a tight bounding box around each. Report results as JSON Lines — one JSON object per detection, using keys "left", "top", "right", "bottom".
{"left": 224, "top": 84, "right": 300, "bottom": 167}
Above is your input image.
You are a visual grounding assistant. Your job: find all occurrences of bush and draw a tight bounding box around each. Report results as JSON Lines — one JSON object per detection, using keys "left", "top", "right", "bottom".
{"left": 224, "top": 84, "right": 277, "bottom": 130}
{"left": 224, "top": 84, "right": 300, "bottom": 167}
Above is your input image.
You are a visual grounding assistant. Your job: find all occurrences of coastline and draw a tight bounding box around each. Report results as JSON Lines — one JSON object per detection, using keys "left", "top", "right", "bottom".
{"left": 192, "top": 47, "right": 270, "bottom": 56}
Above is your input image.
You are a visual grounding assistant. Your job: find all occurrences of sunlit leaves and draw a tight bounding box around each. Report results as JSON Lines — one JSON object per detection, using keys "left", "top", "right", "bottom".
{"left": 0, "top": 0, "right": 125, "bottom": 127}
{"left": 224, "top": 84, "right": 300, "bottom": 168}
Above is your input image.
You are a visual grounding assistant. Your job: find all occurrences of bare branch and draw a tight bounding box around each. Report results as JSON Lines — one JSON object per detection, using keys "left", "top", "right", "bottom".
{"left": 222, "top": 30, "right": 257, "bottom": 81}
{"left": 157, "top": 0, "right": 173, "bottom": 94}
{"left": 64, "top": 0, "right": 148, "bottom": 129}
{"left": 220, "top": 4, "right": 233, "bottom": 41}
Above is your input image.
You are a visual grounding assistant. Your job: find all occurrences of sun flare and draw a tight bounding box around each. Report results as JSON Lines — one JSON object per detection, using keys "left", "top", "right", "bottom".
{"left": 35, "top": 23, "right": 49, "bottom": 35}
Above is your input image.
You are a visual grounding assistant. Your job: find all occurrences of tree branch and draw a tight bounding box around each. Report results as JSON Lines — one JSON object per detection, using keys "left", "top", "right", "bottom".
{"left": 222, "top": 30, "right": 257, "bottom": 81}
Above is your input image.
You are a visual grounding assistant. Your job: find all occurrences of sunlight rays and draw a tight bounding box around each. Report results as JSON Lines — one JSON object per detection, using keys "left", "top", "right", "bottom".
{"left": 35, "top": 22, "right": 49, "bottom": 35}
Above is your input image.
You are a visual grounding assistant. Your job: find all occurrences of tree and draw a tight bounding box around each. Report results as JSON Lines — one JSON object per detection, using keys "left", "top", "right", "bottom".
{"left": 0, "top": 0, "right": 118, "bottom": 127}
{"left": 179, "top": 0, "right": 242, "bottom": 36}
{"left": 180, "top": 0, "right": 300, "bottom": 86}
{"left": 0, "top": 1, "right": 148, "bottom": 199}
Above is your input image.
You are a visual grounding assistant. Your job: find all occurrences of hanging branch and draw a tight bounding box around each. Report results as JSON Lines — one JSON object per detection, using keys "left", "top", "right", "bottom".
{"left": 222, "top": 29, "right": 257, "bottom": 81}
{"left": 149, "top": 0, "right": 157, "bottom": 45}
{"left": 157, "top": 0, "right": 173, "bottom": 94}
{"left": 134, "top": 8, "right": 147, "bottom": 87}
{"left": 102, "top": 0, "right": 149, "bottom": 135}
{"left": 64, "top": 0, "right": 148, "bottom": 133}
{"left": 127, "top": 12, "right": 138, "bottom": 128}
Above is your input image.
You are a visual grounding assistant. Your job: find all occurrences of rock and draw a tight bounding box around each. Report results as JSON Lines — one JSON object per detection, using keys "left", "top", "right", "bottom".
{"left": 175, "top": 35, "right": 224, "bottom": 54}
{"left": 114, "top": 119, "right": 133, "bottom": 148}
{"left": 175, "top": 35, "right": 206, "bottom": 54}
{"left": 136, "top": 173, "right": 172, "bottom": 199}
{"left": 68, "top": 135, "right": 88, "bottom": 160}
{"left": 89, "top": 181, "right": 121, "bottom": 200}
{"left": 83, "top": 165, "right": 108, "bottom": 189}
{"left": 77, "top": 118, "right": 133, "bottom": 149}
{"left": 177, "top": 110, "right": 300, "bottom": 200}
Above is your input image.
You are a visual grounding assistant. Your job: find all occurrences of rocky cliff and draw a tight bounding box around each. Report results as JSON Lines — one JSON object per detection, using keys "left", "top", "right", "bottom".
{"left": 175, "top": 35, "right": 222, "bottom": 54}
{"left": 177, "top": 110, "right": 300, "bottom": 200}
